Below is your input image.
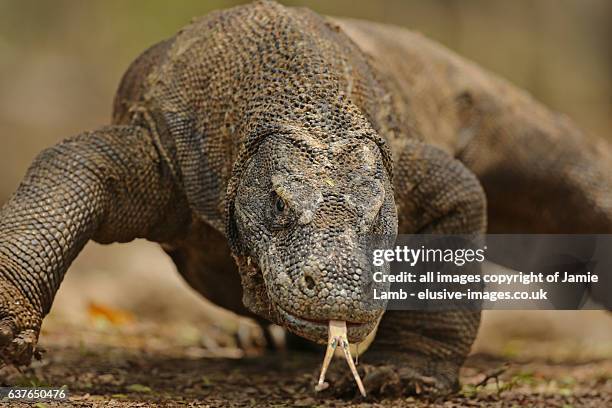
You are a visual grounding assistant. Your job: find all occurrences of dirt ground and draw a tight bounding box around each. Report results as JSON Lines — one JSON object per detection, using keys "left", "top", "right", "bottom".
{"left": 0, "top": 317, "right": 610, "bottom": 408}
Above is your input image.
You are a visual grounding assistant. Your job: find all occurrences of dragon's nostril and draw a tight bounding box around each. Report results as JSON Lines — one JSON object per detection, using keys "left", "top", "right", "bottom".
{"left": 305, "top": 275, "right": 316, "bottom": 290}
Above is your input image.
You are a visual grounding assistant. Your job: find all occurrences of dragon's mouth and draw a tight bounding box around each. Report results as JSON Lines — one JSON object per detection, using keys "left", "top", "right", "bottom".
{"left": 275, "top": 305, "right": 377, "bottom": 344}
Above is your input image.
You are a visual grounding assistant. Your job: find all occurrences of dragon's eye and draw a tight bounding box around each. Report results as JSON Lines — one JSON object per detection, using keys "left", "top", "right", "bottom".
{"left": 275, "top": 195, "right": 286, "bottom": 213}
{"left": 270, "top": 192, "right": 292, "bottom": 230}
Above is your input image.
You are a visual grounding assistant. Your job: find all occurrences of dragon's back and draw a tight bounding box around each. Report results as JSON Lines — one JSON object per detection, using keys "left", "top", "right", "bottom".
{"left": 111, "top": 0, "right": 402, "bottom": 229}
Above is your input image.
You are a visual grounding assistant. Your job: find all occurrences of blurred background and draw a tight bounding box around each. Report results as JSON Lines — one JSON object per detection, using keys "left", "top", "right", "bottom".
{"left": 0, "top": 0, "right": 610, "bottom": 358}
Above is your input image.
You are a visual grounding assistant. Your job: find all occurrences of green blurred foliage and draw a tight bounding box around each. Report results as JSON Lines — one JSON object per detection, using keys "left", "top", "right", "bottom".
{"left": 0, "top": 0, "right": 610, "bottom": 201}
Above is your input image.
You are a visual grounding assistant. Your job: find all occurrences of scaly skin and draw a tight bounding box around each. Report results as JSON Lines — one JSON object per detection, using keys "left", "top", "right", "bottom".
{"left": 1, "top": 0, "right": 611, "bottom": 398}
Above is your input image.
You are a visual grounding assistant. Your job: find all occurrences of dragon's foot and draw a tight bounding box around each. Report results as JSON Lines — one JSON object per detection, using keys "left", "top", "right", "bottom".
{"left": 318, "top": 351, "right": 459, "bottom": 398}
{"left": 0, "top": 280, "right": 42, "bottom": 367}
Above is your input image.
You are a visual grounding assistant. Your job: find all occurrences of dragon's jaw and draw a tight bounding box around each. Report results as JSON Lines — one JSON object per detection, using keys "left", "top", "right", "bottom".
{"left": 237, "top": 258, "right": 381, "bottom": 345}
{"left": 274, "top": 303, "right": 379, "bottom": 344}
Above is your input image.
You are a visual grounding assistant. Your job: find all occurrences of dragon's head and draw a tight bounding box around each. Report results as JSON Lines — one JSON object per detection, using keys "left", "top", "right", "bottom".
{"left": 228, "top": 125, "right": 397, "bottom": 344}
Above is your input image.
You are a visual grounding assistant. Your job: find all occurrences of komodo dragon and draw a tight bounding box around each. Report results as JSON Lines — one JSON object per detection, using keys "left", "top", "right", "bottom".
{"left": 1, "top": 0, "right": 611, "bottom": 397}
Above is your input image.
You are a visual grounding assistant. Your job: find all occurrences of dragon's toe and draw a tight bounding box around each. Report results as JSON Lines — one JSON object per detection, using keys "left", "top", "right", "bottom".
{"left": 0, "top": 281, "right": 42, "bottom": 367}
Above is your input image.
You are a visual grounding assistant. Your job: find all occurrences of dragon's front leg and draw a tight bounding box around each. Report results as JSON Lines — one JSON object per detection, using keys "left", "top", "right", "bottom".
{"left": 0, "top": 125, "right": 189, "bottom": 366}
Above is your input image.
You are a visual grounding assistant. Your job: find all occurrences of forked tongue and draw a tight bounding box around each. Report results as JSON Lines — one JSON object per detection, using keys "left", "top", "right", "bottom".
{"left": 314, "top": 320, "right": 366, "bottom": 397}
